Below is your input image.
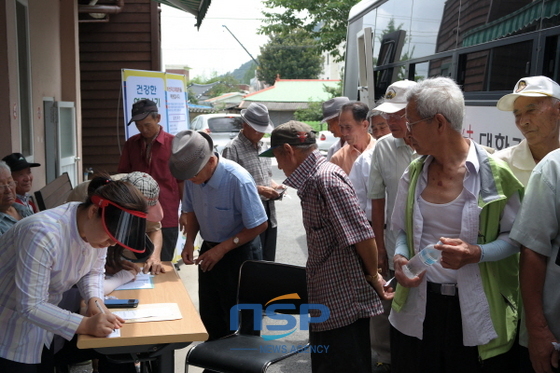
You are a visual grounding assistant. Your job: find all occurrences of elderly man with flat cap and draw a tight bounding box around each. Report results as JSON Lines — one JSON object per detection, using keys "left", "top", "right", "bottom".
{"left": 321, "top": 97, "right": 350, "bottom": 160}
{"left": 118, "top": 99, "right": 183, "bottom": 263}
{"left": 222, "top": 102, "right": 285, "bottom": 261}
{"left": 170, "top": 130, "right": 268, "bottom": 341}
{"left": 2, "top": 153, "right": 41, "bottom": 214}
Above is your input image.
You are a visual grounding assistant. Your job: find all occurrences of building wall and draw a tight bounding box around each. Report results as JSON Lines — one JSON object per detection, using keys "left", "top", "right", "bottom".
{"left": 0, "top": 0, "right": 80, "bottom": 189}
{"left": 79, "top": 0, "right": 161, "bottom": 175}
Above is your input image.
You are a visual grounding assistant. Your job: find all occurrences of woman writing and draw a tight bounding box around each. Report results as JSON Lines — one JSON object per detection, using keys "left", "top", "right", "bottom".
{"left": 0, "top": 176, "right": 149, "bottom": 372}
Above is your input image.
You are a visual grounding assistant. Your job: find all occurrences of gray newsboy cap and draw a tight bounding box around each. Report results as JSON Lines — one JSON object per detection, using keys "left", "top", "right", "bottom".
{"left": 320, "top": 97, "right": 350, "bottom": 123}
{"left": 240, "top": 102, "right": 274, "bottom": 133}
{"left": 169, "top": 130, "right": 214, "bottom": 180}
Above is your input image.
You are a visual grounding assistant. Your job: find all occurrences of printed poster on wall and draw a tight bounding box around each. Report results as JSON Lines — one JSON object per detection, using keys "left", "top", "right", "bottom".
{"left": 121, "top": 69, "right": 189, "bottom": 139}
{"left": 121, "top": 69, "right": 190, "bottom": 263}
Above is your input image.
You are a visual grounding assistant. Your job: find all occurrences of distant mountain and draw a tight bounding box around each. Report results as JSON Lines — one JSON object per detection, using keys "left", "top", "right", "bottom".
{"left": 227, "top": 60, "right": 257, "bottom": 84}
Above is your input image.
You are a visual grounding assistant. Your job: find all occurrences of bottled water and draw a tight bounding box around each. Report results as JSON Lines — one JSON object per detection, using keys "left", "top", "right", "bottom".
{"left": 402, "top": 244, "right": 442, "bottom": 279}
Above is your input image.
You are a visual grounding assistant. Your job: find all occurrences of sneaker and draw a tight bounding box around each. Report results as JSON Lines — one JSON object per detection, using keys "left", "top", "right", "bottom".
{"left": 372, "top": 362, "right": 391, "bottom": 373}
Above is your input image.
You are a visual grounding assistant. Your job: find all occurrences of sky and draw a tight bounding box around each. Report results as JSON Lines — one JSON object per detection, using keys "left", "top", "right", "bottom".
{"left": 161, "top": 0, "right": 271, "bottom": 79}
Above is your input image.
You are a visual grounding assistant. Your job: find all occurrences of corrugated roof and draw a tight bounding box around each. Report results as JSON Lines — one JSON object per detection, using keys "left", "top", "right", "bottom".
{"left": 154, "top": 0, "right": 212, "bottom": 29}
{"left": 243, "top": 79, "right": 341, "bottom": 103}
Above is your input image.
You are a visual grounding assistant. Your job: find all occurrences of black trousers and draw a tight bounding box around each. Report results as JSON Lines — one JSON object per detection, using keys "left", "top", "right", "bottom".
{"left": 310, "top": 317, "right": 372, "bottom": 373}
{"left": 160, "top": 226, "right": 179, "bottom": 261}
{"left": 198, "top": 238, "right": 257, "bottom": 341}
{"left": 260, "top": 200, "right": 278, "bottom": 262}
{"left": 391, "top": 290, "right": 518, "bottom": 373}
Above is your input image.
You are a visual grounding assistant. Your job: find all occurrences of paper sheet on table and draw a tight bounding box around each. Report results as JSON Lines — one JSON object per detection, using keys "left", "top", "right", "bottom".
{"left": 113, "top": 303, "right": 182, "bottom": 323}
{"left": 114, "top": 272, "right": 154, "bottom": 290}
{"left": 107, "top": 328, "right": 121, "bottom": 338}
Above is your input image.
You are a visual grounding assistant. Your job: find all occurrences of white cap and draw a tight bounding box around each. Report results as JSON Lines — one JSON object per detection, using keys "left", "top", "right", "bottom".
{"left": 375, "top": 80, "right": 418, "bottom": 114}
{"left": 497, "top": 76, "right": 560, "bottom": 111}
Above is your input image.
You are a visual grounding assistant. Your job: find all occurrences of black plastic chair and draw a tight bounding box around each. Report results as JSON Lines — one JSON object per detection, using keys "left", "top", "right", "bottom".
{"left": 186, "top": 260, "right": 309, "bottom": 373}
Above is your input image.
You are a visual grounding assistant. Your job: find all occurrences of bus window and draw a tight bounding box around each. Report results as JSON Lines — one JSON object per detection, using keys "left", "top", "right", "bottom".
{"left": 543, "top": 35, "right": 559, "bottom": 80}
{"left": 458, "top": 40, "right": 532, "bottom": 92}
{"left": 489, "top": 41, "right": 533, "bottom": 90}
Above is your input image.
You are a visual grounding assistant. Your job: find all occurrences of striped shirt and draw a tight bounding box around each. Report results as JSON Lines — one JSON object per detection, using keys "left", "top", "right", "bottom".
{"left": 283, "top": 150, "right": 382, "bottom": 331}
{"left": 222, "top": 131, "right": 277, "bottom": 227}
{"left": 0, "top": 203, "right": 106, "bottom": 364}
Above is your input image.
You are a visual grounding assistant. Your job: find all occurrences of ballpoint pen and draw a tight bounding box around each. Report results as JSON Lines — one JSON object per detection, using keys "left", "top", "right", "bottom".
{"left": 94, "top": 299, "right": 115, "bottom": 332}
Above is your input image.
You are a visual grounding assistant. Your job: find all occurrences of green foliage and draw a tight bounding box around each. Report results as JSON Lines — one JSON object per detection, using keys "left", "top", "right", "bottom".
{"left": 323, "top": 80, "right": 343, "bottom": 97}
{"left": 294, "top": 101, "right": 323, "bottom": 122}
{"left": 257, "top": 29, "right": 324, "bottom": 86}
{"left": 293, "top": 81, "right": 341, "bottom": 122}
{"left": 242, "top": 62, "right": 257, "bottom": 84}
{"left": 187, "top": 88, "right": 199, "bottom": 105}
{"left": 301, "top": 121, "right": 327, "bottom": 132}
{"left": 259, "top": 0, "right": 360, "bottom": 63}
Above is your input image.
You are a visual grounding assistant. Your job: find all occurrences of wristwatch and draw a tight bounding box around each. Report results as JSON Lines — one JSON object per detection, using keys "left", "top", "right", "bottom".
{"left": 233, "top": 236, "right": 240, "bottom": 246}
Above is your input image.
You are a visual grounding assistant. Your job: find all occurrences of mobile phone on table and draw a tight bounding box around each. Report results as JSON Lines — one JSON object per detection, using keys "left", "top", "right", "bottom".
{"left": 104, "top": 299, "right": 139, "bottom": 308}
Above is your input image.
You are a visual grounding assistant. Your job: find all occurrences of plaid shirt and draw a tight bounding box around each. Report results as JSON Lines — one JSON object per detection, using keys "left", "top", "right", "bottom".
{"left": 283, "top": 150, "right": 382, "bottom": 331}
{"left": 222, "top": 131, "right": 276, "bottom": 227}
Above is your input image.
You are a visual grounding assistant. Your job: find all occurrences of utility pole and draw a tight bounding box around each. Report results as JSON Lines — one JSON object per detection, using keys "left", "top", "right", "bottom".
{"left": 222, "top": 25, "right": 259, "bottom": 66}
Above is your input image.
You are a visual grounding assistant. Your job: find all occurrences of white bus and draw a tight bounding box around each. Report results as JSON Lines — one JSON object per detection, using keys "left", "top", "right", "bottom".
{"left": 344, "top": 0, "right": 560, "bottom": 151}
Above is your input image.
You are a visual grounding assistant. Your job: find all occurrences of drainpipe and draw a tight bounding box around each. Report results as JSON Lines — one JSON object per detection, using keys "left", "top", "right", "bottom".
{"left": 79, "top": 0, "right": 124, "bottom": 22}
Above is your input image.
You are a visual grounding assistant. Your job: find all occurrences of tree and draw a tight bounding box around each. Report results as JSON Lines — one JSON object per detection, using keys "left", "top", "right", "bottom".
{"left": 294, "top": 100, "right": 323, "bottom": 122}
{"left": 257, "top": 30, "right": 324, "bottom": 86}
{"left": 259, "top": 0, "right": 360, "bottom": 63}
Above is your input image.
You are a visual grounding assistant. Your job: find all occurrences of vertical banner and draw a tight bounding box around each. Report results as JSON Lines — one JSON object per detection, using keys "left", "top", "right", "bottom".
{"left": 122, "top": 69, "right": 189, "bottom": 138}
{"left": 165, "top": 73, "right": 189, "bottom": 135}
{"left": 121, "top": 69, "right": 190, "bottom": 263}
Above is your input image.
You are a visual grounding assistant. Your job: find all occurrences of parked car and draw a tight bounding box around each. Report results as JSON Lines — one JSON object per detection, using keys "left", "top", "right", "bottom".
{"left": 190, "top": 113, "right": 243, "bottom": 154}
{"left": 317, "top": 130, "right": 337, "bottom": 157}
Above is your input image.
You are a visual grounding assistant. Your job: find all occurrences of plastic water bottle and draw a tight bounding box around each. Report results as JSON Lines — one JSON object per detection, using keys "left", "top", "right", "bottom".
{"left": 402, "top": 244, "right": 442, "bottom": 279}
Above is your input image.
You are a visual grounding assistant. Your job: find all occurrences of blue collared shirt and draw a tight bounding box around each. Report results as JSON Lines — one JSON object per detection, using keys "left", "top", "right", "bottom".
{"left": 182, "top": 156, "right": 267, "bottom": 243}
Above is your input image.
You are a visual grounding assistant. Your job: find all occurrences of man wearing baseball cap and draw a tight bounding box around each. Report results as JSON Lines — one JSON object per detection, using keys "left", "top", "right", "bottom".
{"left": 366, "top": 79, "right": 418, "bottom": 372}
{"left": 222, "top": 102, "right": 285, "bottom": 262}
{"left": 494, "top": 75, "right": 560, "bottom": 185}
{"left": 2, "top": 153, "right": 41, "bottom": 214}
{"left": 260, "top": 121, "right": 392, "bottom": 373}
{"left": 494, "top": 76, "right": 560, "bottom": 372}
{"left": 118, "top": 99, "right": 183, "bottom": 263}
{"left": 321, "top": 97, "right": 350, "bottom": 160}
{"left": 170, "top": 130, "right": 267, "bottom": 341}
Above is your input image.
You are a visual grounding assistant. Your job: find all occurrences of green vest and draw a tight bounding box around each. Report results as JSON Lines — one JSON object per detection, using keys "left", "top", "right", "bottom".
{"left": 391, "top": 142, "right": 523, "bottom": 360}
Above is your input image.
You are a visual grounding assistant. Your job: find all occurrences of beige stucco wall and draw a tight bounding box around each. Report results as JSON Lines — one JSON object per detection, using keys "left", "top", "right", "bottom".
{"left": 0, "top": 0, "right": 81, "bottom": 190}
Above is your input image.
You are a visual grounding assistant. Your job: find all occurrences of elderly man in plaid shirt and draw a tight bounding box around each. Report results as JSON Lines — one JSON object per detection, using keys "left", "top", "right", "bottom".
{"left": 260, "top": 121, "right": 393, "bottom": 373}
{"left": 222, "top": 103, "right": 286, "bottom": 261}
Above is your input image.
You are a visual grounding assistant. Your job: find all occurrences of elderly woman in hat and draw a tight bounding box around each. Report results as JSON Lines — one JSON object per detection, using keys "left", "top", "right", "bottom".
{"left": 0, "top": 161, "right": 33, "bottom": 235}
{"left": 0, "top": 175, "right": 150, "bottom": 372}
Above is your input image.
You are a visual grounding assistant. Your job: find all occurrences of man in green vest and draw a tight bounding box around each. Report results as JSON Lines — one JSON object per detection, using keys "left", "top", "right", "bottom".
{"left": 389, "top": 77, "right": 523, "bottom": 372}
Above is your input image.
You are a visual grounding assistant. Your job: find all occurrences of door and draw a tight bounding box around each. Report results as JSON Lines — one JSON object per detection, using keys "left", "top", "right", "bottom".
{"left": 56, "top": 101, "right": 78, "bottom": 187}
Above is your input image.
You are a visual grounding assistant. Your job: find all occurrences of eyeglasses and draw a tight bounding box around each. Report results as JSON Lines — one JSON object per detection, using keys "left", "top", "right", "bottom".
{"left": 405, "top": 116, "right": 435, "bottom": 132}
{"left": 0, "top": 181, "right": 17, "bottom": 192}
{"left": 380, "top": 112, "right": 406, "bottom": 121}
